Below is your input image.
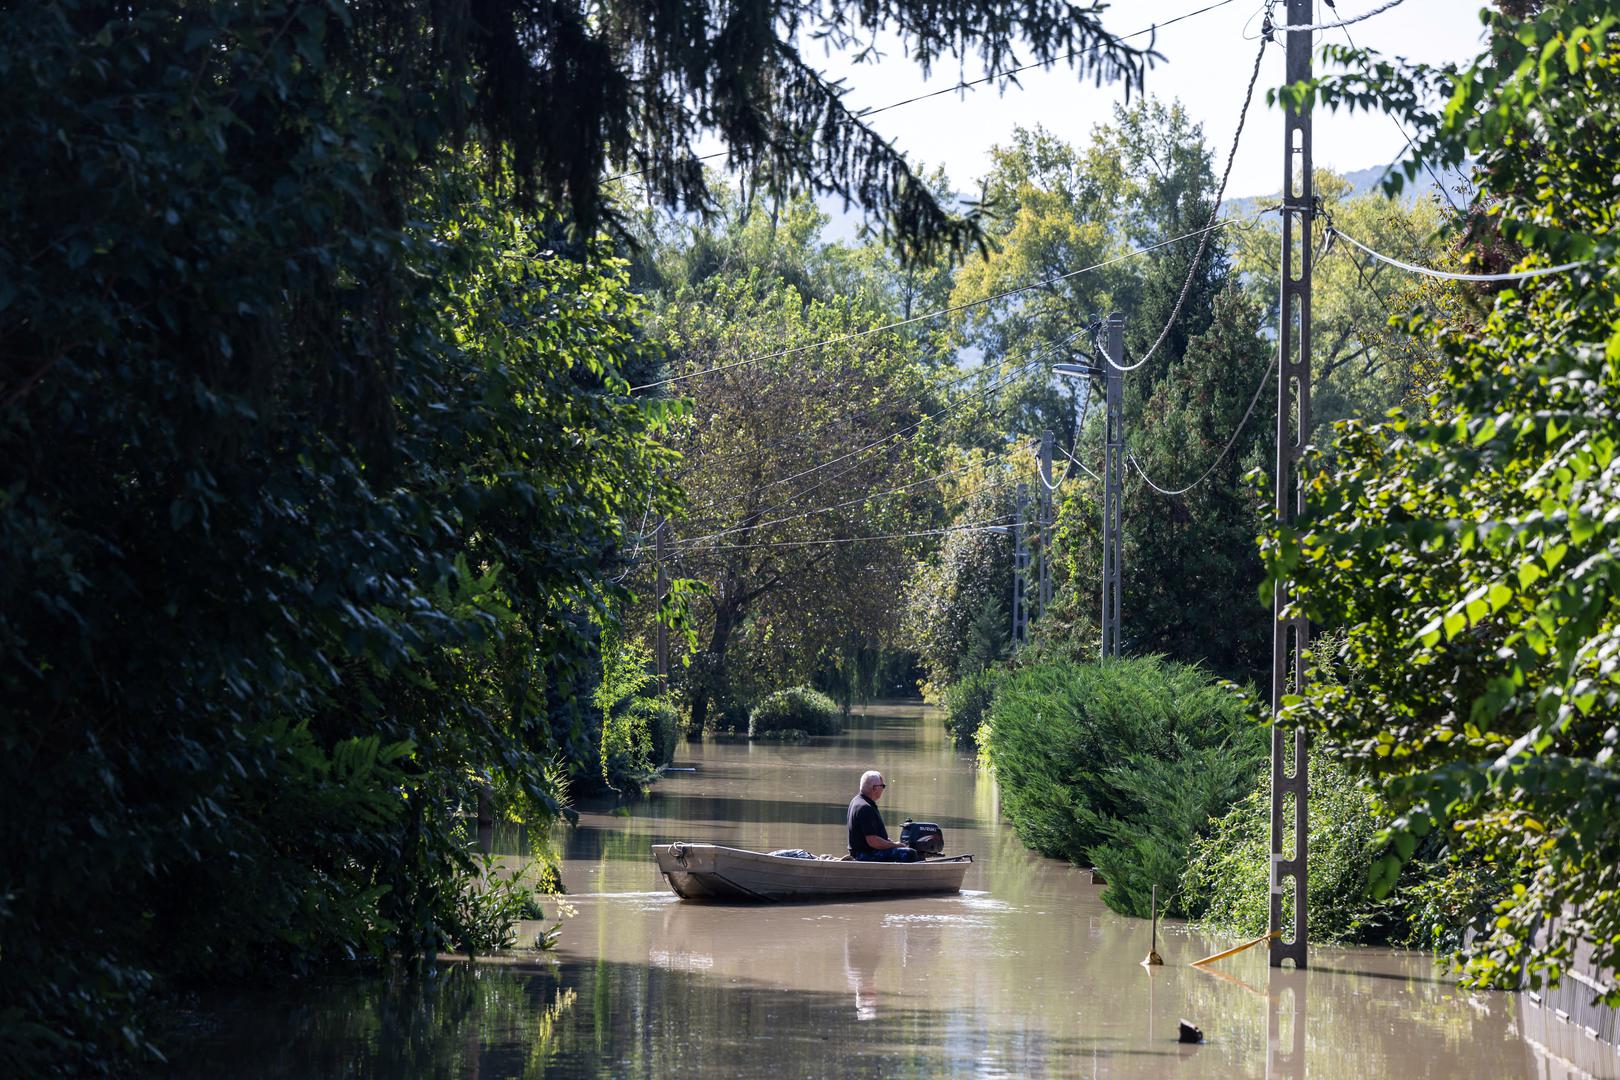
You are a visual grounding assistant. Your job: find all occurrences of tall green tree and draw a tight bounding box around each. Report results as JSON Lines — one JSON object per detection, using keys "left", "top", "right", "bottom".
{"left": 948, "top": 101, "right": 1233, "bottom": 448}
{"left": 942, "top": 104, "right": 1273, "bottom": 682}
{"left": 1232, "top": 170, "right": 1452, "bottom": 427}
{"left": 902, "top": 465, "right": 1018, "bottom": 692}
{"left": 1125, "top": 287, "right": 1275, "bottom": 676}
{"left": 652, "top": 267, "right": 943, "bottom": 728}
{"left": 1266, "top": 1, "right": 1620, "bottom": 997}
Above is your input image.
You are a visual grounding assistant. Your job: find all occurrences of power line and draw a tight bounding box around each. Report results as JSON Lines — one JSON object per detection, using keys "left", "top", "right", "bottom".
{"left": 677, "top": 516, "right": 1017, "bottom": 555}
{"left": 1270, "top": 0, "right": 1406, "bottom": 32}
{"left": 854, "top": 0, "right": 1241, "bottom": 119}
{"left": 1335, "top": 19, "right": 1462, "bottom": 216}
{"left": 1039, "top": 370, "right": 1101, "bottom": 491}
{"left": 673, "top": 340, "right": 1064, "bottom": 545}
{"left": 720, "top": 354, "right": 1056, "bottom": 546}
{"left": 606, "top": 0, "right": 1241, "bottom": 186}
{"left": 753, "top": 337, "right": 1072, "bottom": 500}
{"left": 1106, "top": 34, "right": 1268, "bottom": 373}
{"left": 1127, "top": 353, "right": 1276, "bottom": 496}
{"left": 1325, "top": 226, "right": 1591, "bottom": 282}
{"left": 669, "top": 349, "right": 1029, "bottom": 521}
{"left": 672, "top": 347, "right": 1057, "bottom": 549}
{"left": 674, "top": 443, "right": 1033, "bottom": 547}
{"left": 1060, "top": 440, "right": 1102, "bottom": 482}
{"left": 638, "top": 210, "right": 1271, "bottom": 392}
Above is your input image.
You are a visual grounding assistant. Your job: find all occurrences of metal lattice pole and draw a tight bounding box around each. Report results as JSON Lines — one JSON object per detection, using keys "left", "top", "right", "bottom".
{"left": 655, "top": 521, "right": 670, "bottom": 686}
{"left": 1269, "top": 0, "right": 1313, "bottom": 969}
{"left": 1101, "top": 313, "right": 1125, "bottom": 659}
{"left": 1012, "top": 483, "right": 1029, "bottom": 648}
{"left": 1038, "top": 430, "right": 1054, "bottom": 620}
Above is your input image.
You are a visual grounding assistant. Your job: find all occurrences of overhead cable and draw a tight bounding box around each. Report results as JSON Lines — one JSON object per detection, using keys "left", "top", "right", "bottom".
{"left": 1269, "top": 0, "right": 1407, "bottom": 32}
{"left": 675, "top": 350, "right": 1031, "bottom": 498}
{"left": 675, "top": 443, "right": 1033, "bottom": 547}
{"left": 1128, "top": 353, "right": 1276, "bottom": 497}
{"left": 637, "top": 211, "right": 1271, "bottom": 392}
{"left": 1106, "top": 34, "right": 1268, "bottom": 373}
{"left": 675, "top": 461, "right": 975, "bottom": 546}
{"left": 607, "top": 0, "right": 1240, "bottom": 186}
{"left": 1334, "top": 20, "right": 1462, "bottom": 216}
{"left": 1039, "top": 374, "right": 1100, "bottom": 491}
{"left": 753, "top": 336, "right": 1076, "bottom": 505}
{"left": 679, "top": 516, "right": 1017, "bottom": 554}
{"left": 1062, "top": 442, "right": 1102, "bottom": 482}
{"left": 1325, "top": 227, "right": 1592, "bottom": 283}
{"left": 679, "top": 347, "right": 1058, "bottom": 545}
{"left": 855, "top": 0, "right": 1240, "bottom": 120}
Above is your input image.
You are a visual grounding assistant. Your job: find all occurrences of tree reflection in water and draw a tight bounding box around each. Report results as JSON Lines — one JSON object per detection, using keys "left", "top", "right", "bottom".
{"left": 164, "top": 704, "right": 1617, "bottom": 1078}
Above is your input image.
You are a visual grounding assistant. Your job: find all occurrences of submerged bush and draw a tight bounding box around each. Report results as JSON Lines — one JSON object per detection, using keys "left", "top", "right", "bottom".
{"left": 596, "top": 626, "right": 683, "bottom": 790}
{"left": 1181, "top": 745, "right": 1498, "bottom": 948}
{"left": 941, "top": 667, "right": 1001, "bottom": 749}
{"left": 749, "top": 686, "right": 842, "bottom": 738}
{"left": 984, "top": 655, "right": 1264, "bottom": 918}
{"left": 1181, "top": 745, "right": 1394, "bottom": 943}
{"left": 628, "top": 698, "right": 682, "bottom": 768}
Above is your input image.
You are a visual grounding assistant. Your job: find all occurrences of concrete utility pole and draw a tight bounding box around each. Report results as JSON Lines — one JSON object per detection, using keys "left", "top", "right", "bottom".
{"left": 1269, "top": 0, "right": 1313, "bottom": 969}
{"left": 655, "top": 521, "right": 670, "bottom": 686}
{"left": 1100, "top": 313, "right": 1125, "bottom": 659}
{"left": 1012, "top": 483, "right": 1029, "bottom": 648}
{"left": 1038, "top": 430, "right": 1054, "bottom": 620}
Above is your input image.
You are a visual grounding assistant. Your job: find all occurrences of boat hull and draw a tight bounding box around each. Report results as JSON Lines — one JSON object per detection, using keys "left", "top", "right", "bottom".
{"left": 652, "top": 843, "right": 972, "bottom": 902}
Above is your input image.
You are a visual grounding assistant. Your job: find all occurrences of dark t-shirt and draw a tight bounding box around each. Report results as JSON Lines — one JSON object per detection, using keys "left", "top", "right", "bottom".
{"left": 847, "top": 794, "right": 888, "bottom": 857}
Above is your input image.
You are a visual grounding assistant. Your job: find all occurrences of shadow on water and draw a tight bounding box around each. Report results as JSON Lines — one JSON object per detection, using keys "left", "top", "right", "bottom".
{"left": 164, "top": 958, "right": 1179, "bottom": 1080}
{"left": 574, "top": 791, "right": 981, "bottom": 836}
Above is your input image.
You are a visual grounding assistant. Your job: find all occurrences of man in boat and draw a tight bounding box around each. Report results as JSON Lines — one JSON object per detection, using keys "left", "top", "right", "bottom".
{"left": 847, "top": 770, "right": 919, "bottom": 862}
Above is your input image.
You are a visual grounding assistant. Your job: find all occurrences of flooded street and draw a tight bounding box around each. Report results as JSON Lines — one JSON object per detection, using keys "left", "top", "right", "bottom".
{"left": 176, "top": 703, "right": 1617, "bottom": 1078}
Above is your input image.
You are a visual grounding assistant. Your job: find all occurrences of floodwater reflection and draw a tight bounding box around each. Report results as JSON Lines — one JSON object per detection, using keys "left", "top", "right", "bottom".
{"left": 168, "top": 702, "right": 1616, "bottom": 1078}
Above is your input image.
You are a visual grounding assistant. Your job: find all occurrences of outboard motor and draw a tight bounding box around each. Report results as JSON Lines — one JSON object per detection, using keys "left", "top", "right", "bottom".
{"left": 899, "top": 819, "right": 944, "bottom": 856}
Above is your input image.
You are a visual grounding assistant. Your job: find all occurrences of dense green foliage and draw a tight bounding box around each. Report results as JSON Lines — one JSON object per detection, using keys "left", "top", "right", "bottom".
{"left": 748, "top": 686, "right": 842, "bottom": 739}
{"left": 1184, "top": 745, "right": 1409, "bottom": 945}
{"left": 0, "top": 4, "right": 689, "bottom": 1071}
{"left": 642, "top": 203, "right": 950, "bottom": 730}
{"left": 932, "top": 106, "right": 1282, "bottom": 684}
{"left": 1232, "top": 171, "right": 1449, "bottom": 429}
{"left": 983, "top": 656, "right": 1264, "bottom": 917}
{"left": 1052, "top": 286, "right": 1275, "bottom": 676}
{"left": 630, "top": 698, "right": 684, "bottom": 771}
{"left": 1265, "top": 2, "right": 1620, "bottom": 996}
{"left": 941, "top": 667, "right": 1002, "bottom": 750}
{"left": 594, "top": 625, "right": 681, "bottom": 789}
{"left": 903, "top": 476, "right": 1015, "bottom": 693}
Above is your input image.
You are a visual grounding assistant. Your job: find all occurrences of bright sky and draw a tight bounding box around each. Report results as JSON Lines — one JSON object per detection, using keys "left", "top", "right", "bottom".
{"left": 801, "top": 0, "right": 1489, "bottom": 201}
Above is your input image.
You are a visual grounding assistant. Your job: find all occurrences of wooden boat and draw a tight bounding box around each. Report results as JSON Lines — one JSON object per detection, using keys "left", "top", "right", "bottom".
{"left": 652, "top": 842, "right": 973, "bottom": 901}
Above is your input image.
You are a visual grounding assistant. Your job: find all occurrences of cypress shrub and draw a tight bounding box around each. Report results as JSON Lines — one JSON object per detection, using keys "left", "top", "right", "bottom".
{"left": 748, "top": 686, "right": 842, "bottom": 738}
{"left": 984, "top": 655, "right": 1264, "bottom": 918}
{"left": 941, "top": 667, "right": 1000, "bottom": 749}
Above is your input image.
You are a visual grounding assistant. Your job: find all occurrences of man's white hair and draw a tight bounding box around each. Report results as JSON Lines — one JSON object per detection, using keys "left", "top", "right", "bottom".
{"left": 859, "top": 770, "right": 884, "bottom": 794}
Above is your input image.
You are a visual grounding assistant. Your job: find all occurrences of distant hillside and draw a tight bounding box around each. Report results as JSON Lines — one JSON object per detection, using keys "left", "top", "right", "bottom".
{"left": 1227, "top": 160, "right": 1473, "bottom": 217}
{"left": 819, "top": 161, "right": 1474, "bottom": 243}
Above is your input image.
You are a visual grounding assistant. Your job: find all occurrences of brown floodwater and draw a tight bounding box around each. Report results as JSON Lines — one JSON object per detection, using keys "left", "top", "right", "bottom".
{"left": 173, "top": 702, "right": 1617, "bottom": 1078}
